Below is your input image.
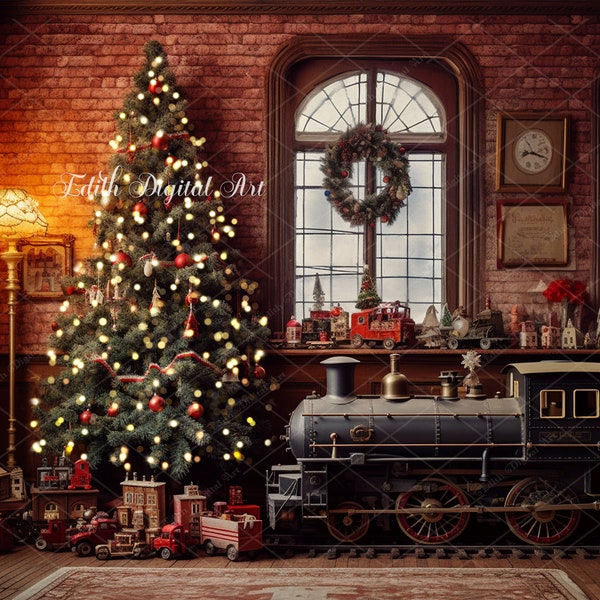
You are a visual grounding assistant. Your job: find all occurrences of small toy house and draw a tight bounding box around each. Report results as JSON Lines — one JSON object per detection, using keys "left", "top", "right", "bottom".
{"left": 519, "top": 320, "right": 538, "bottom": 349}
{"left": 562, "top": 319, "right": 584, "bottom": 349}
{"left": 117, "top": 473, "right": 166, "bottom": 538}
{"left": 540, "top": 325, "right": 561, "bottom": 349}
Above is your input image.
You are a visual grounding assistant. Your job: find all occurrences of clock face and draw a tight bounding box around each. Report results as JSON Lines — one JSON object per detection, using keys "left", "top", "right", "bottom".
{"left": 513, "top": 128, "right": 553, "bottom": 174}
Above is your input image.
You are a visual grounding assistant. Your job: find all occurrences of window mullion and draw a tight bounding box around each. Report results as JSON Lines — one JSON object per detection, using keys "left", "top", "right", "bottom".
{"left": 365, "top": 68, "right": 378, "bottom": 278}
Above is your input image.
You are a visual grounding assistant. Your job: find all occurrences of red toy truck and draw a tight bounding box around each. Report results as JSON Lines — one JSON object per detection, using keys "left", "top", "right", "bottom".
{"left": 152, "top": 523, "right": 196, "bottom": 560}
{"left": 70, "top": 516, "right": 121, "bottom": 556}
{"left": 350, "top": 302, "right": 415, "bottom": 349}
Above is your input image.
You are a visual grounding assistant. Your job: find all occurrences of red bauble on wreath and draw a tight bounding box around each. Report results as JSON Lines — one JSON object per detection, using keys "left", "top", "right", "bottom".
{"left": 148, "top": 394, "right": 166, "bottom": 413}
{"left": 107, "top": 403, "right": 119, "bottom": 418}
{"left": 187, "top": 402, "right": 204, "bottom": 419}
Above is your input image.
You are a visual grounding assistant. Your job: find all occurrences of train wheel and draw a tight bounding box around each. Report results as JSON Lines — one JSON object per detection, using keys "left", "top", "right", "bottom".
{"left": 351, "top": 334, "right": 364, "bottom": 348}
{"left": 383, "top": 338, "right": 396, "bottom": 350}
{"left": 504, "top": 477, "right": 580, "bottom": 545}
{"left": 326, "top": 501, "right": 370, "bottom": 543}
{"left": 395, "top": 478, "right": 470, "bottom": 544}
{"left": 447, "top": 337, "right": 459, "bottom": 350}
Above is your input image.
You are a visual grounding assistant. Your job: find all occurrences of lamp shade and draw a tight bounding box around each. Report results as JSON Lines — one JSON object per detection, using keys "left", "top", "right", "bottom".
{"left": 0, "top": 188, "right": 48, "bottom": 238}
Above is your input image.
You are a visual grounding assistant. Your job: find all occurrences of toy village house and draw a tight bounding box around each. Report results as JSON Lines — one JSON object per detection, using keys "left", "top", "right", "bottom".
{"left": 30, "top": 457, "right": 98, "bottom": 522}
{"left": 116, "top": 473, "right": 166, "bottom": 539}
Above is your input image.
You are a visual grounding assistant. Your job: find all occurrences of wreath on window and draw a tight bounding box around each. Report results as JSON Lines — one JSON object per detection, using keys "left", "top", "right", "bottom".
{"left": 321, "top": 123, "right": 412, "bottom": 226}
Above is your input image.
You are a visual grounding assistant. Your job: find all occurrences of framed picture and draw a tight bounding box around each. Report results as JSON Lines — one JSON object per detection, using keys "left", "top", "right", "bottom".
{"left": 497, "top": 201, "right": 567, "bottom": 268}
{"left": 495, "top": 112, "right": 569, "bottom": 192}
{"left": 18, "top": 234, "right": 74, "bottom": 298}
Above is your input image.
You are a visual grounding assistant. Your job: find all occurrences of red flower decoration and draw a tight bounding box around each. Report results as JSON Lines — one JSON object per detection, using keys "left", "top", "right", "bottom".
{"left": 543, "top": 279, "right": 587, "bottom": 305}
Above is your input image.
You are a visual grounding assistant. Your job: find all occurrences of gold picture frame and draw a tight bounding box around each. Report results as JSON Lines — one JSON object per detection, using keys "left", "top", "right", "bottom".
{"left": 496, "top": 112, "right": 569, "bottom": 192}
{"left": 18, "top": 234, "right": 74, "bottom": 298}
{"left": 497, "top": 201, "right": 567, "bottom": 268}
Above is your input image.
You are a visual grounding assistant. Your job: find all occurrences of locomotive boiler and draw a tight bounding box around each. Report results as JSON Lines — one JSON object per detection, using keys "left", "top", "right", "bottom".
{"left": 266, "top": 355, "right": 600, "bottom": 546}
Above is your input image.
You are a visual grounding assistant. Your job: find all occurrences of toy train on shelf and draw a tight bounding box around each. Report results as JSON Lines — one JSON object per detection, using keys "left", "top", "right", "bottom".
{"left": 283, "top": 302, "right": 417, "bottom": 350}
{"left": 266, "top": 355, "right": 600, "bottom": 546}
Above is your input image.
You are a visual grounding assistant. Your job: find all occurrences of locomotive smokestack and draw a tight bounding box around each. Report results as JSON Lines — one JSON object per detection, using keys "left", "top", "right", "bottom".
{"left": 320, "top": 356, "right": 359, "bottom": 404}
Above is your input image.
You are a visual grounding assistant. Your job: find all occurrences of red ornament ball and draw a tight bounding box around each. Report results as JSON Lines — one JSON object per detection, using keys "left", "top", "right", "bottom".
{"left": 148, "top": 394, "right": 166, "bottom": 413}
{"left": 381, "top": 215, "right": 389, "bottom": 223}
{"left": 51, "top": 321, "right": 59, "bottom": 331}
{"left": 148, "top": 79, "right": 162, "bottom": 94}
{"left": 79, "top": 409, "right": 92, "bottom": 425}
{"left": 341, "top": 170, "right": 349, "bottom": 178}
{"left": 151, "top": 131, "right": 169, "bottom": 151}
{"left": 383, "top": 176, "right": 390, "bottom": 183}
{"left": 187, "top": 402, "right": 204, "bottom": 419}
{"left": 107, "top": 403, "right": 119, "bottom": 418}
{"left": 174, "top": 252, "right": 194, "bottom": 269}
{"left": 185, "top": 290, "right": 199, "bottom": 305}
{"left": 65, "top": 285, "right": 77, "bottom": 296}
{"left": 113, "top": 251, "right": 133, "bottom": 267}
{"left": 253, "top": 364, "right": 266, "bottom": 380}
{"left": 132, "top": 201, "right": 148, "bottom": 217}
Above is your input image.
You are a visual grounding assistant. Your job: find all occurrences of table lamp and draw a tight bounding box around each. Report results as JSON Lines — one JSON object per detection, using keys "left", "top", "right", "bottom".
{"left": 0, "top": 188, "right": 47, "bottom": 471}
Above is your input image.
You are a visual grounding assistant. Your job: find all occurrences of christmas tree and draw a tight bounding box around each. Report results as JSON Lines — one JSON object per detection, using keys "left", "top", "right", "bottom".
{"left": 31, "top": 41, "right": 271, "bottom": 481}
{"left": 356, "top": 266, "right": 381, "bottom": 309}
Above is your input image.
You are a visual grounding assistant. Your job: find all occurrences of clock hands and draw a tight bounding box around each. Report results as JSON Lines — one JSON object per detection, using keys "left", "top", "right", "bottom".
{"left": 520, "top": 140, "right": 547, "bottom": 160}
{"left": 520, "top": 149, "right": 547, "bottom": 159}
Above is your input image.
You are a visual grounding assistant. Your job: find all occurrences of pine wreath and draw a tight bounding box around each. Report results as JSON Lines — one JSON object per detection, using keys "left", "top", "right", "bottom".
{"left": 321, "top": 123, "right": 412, "bottom": 226}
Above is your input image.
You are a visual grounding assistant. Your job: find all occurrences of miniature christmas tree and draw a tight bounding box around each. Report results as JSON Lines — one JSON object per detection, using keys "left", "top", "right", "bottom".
{"left": 439, "top": 303, "right": 454, "bottom": 330}
{"left": 356, "top": 266, "right": 381, "bottom": 309}
{"left": 312, "top": 273, "right": 325, "bottom": 312}
{"left": 32, "top": 41, "right": 271, "bottom": 480}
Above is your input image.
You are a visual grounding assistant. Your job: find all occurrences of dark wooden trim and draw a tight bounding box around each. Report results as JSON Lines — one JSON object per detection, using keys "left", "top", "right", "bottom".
{"left": 266, "top": 35, "right": 483, "bottom": 331}
{"left": 592, "top": 73, "right": 600, "bottom": 309}
{"left": 4, "top": 0, "right": 600, "bottom": 16}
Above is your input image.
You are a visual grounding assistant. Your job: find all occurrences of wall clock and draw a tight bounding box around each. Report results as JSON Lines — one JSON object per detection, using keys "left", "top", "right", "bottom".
{"left": 496, "top": 112, "right": 569, "bottom": 192}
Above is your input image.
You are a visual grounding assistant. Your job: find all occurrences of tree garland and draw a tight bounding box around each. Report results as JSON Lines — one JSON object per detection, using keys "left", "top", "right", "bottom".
{"left": 321, "top": 123, "right": 412, "bottom": 226}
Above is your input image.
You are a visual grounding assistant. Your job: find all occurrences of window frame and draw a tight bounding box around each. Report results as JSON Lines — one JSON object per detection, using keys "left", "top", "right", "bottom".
{"left": 293, "top": 62, "right": 455, "bottom": 321}
{"left": 266, "top": 35, "right": 483, "bottom": 331}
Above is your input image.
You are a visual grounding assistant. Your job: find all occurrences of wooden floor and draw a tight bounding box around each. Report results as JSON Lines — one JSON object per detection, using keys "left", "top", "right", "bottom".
{"left": 2, "top": 543, "right": 600, "bottom": 600}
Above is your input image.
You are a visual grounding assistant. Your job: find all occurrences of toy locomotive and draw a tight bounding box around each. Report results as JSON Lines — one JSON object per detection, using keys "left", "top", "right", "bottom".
{"left": 266, "top": 355, "right": 600, "bottom": 546}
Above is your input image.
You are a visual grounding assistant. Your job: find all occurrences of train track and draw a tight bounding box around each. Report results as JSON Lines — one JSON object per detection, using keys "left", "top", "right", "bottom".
{"left": 263, "top": 536, "right": 600, "bottom": 560}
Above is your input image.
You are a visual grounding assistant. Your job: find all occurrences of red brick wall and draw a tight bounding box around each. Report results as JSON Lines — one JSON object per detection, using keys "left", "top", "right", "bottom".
{"left": 0, "top": 13, "right": 598, "bottom": 354}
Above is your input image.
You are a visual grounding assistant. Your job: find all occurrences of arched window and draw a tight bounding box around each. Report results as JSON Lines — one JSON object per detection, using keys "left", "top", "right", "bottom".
{"left": 266, "top": 37, "right": 482, "bottom": 330}
{"left": 295, "top": 69, "right": 449, "bottom": 322}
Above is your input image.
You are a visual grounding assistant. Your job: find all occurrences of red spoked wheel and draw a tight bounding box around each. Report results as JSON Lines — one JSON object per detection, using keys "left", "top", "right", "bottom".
{"left": 395, "top": 478, "right": 470, "bottom": 544}
{"left": 504, "top": 477, "right": 580, "bottom": 545}
{"left": 326, "top": 501, "right": 370, "bottom": 542}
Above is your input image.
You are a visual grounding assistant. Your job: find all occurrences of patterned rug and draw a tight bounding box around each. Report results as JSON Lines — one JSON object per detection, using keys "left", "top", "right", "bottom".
{"left": 14, "top": 567, "right": 590, "bottom": 600}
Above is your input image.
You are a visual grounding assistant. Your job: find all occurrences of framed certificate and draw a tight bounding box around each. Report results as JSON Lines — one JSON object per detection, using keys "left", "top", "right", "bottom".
{"left": 497, "top": 202, "right": 567, "bottom": 268}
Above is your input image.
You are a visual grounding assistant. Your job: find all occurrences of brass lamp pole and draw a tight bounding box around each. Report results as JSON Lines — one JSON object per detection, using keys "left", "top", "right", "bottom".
{"left": 0, "top": 189, "right": 47, "bottom": 471}
{"left": 3, "top": 240, "right": 23, "bottom": 470}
